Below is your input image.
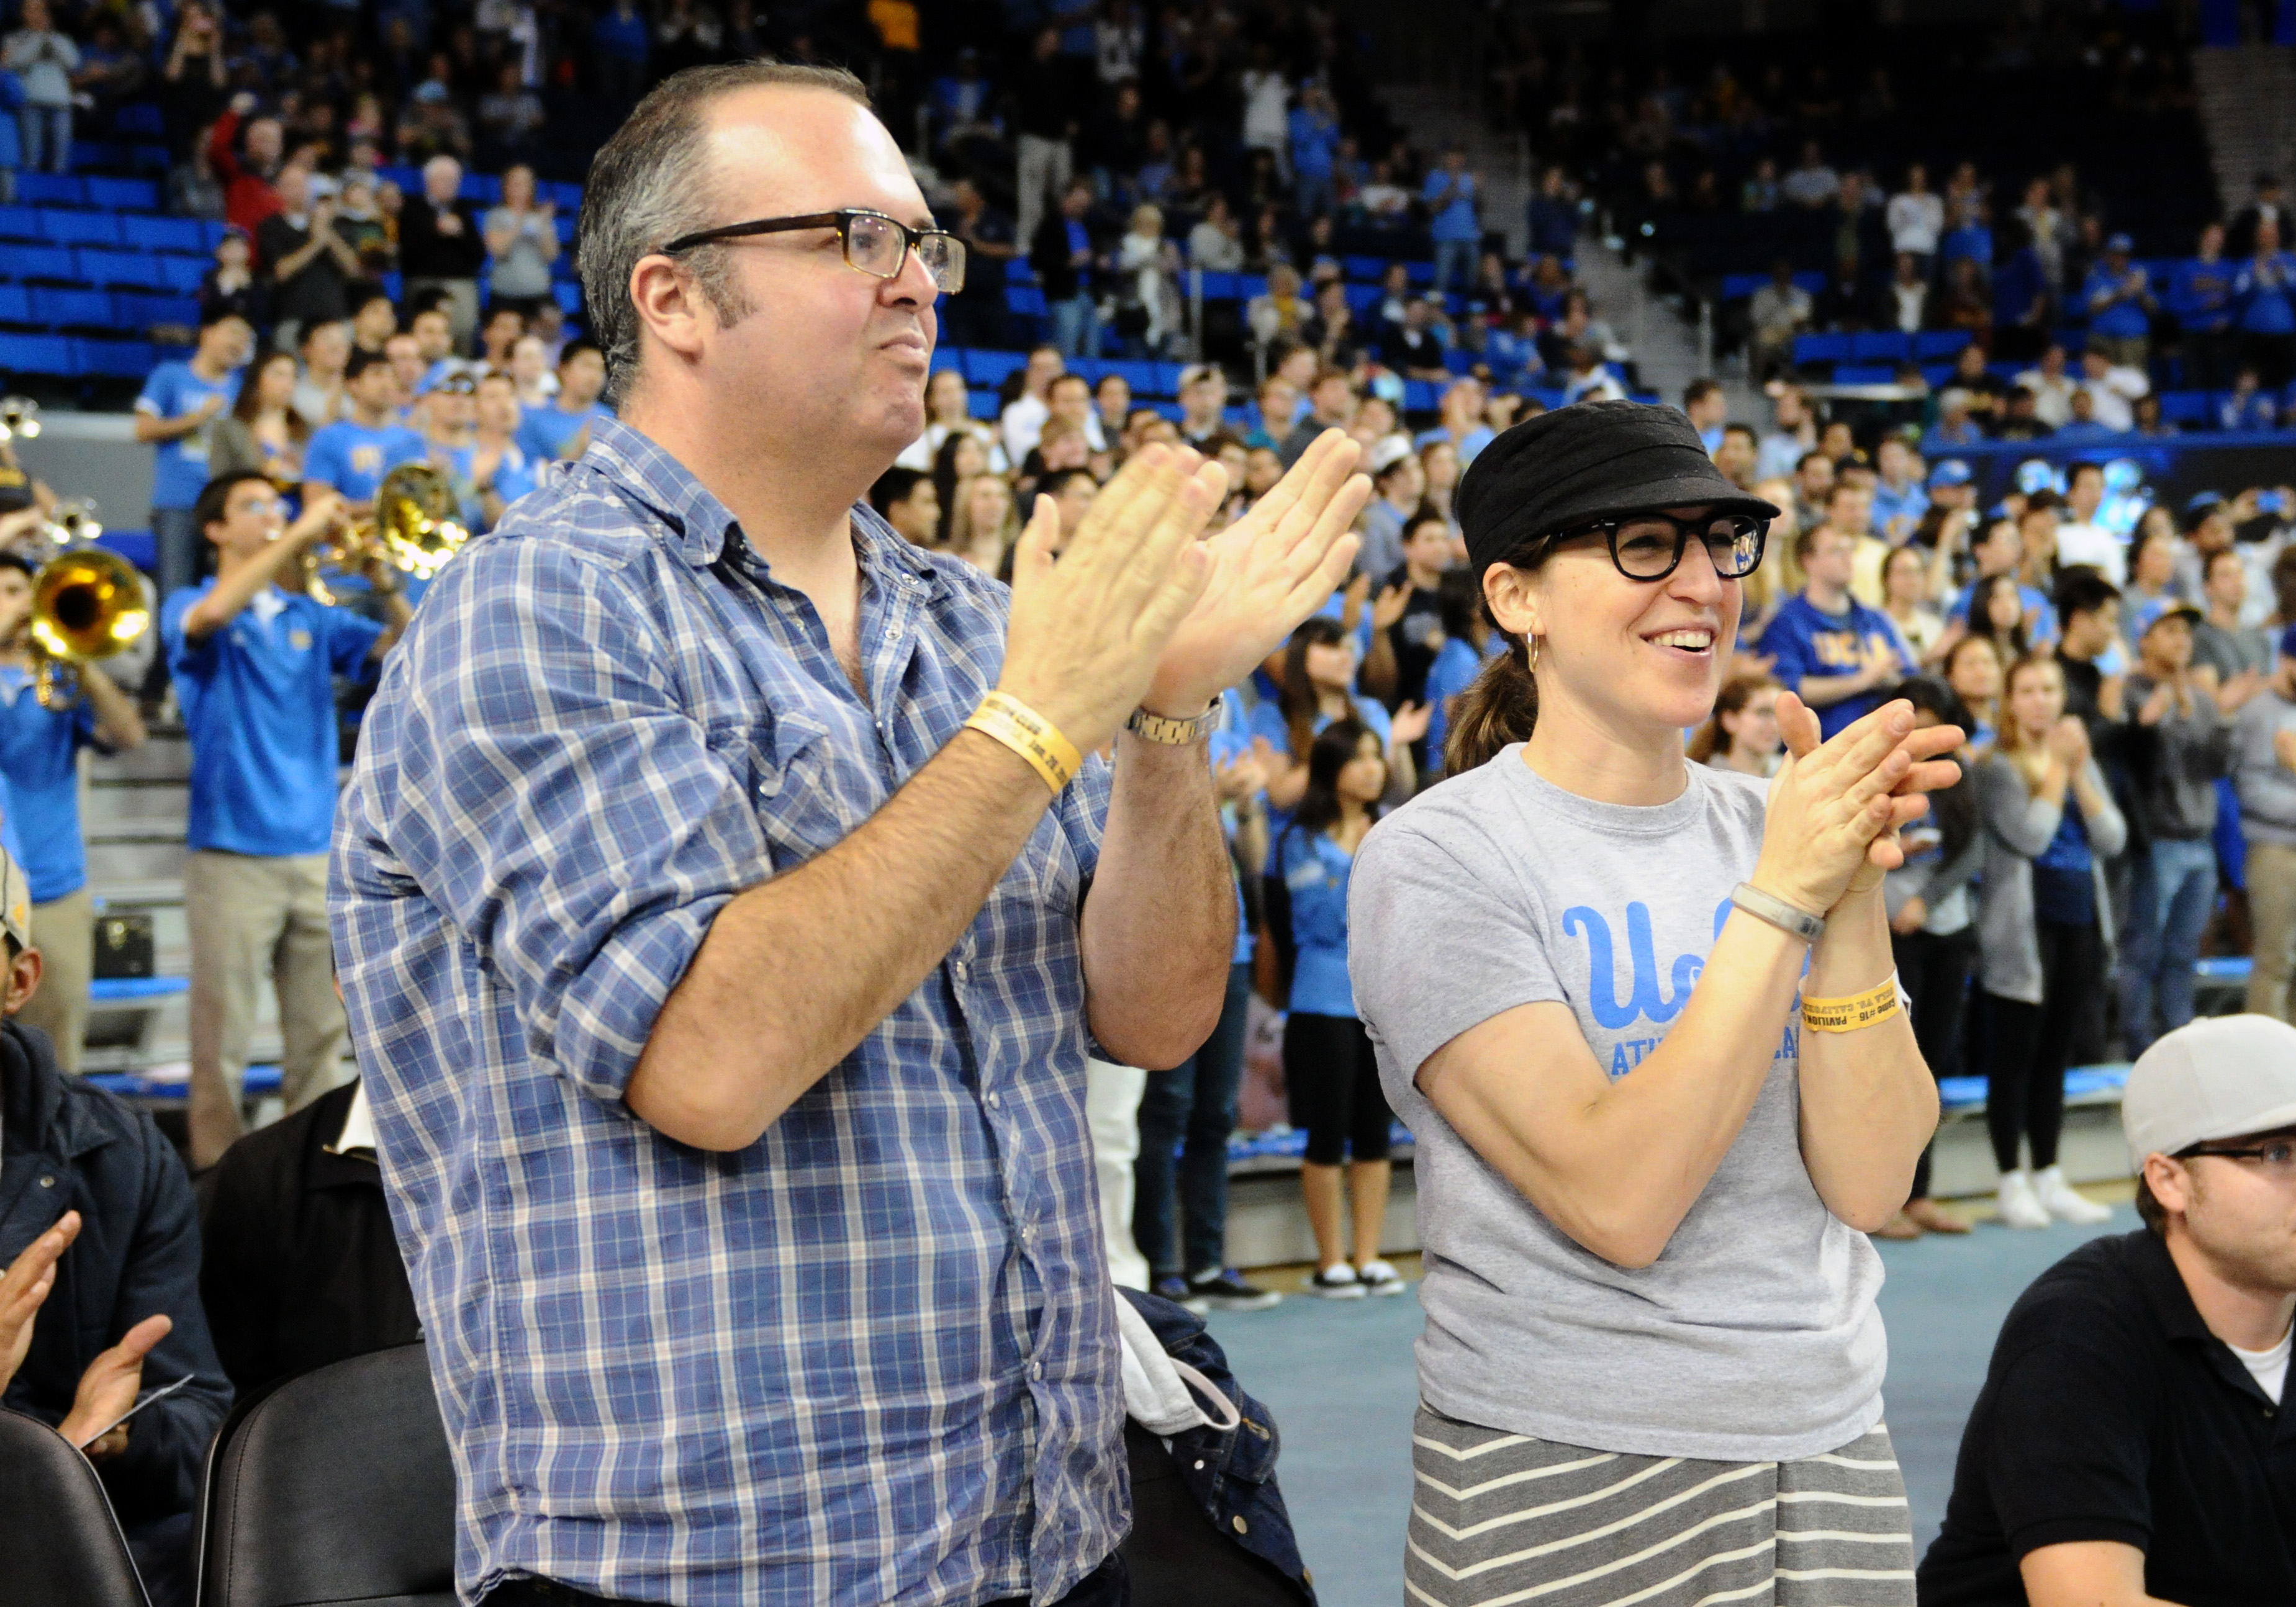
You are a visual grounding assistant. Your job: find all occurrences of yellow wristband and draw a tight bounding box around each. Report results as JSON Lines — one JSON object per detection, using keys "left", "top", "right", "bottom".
{"left": 1800, "top": 976, "right": 1904, "bottom": 1034}
{"left": 964, "top": 691, "right": 1082, "bottom": 794}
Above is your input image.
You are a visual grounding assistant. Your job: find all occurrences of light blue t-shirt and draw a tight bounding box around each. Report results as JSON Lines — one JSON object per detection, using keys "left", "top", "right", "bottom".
{"left": 451, "top": 441, "right": 540, "bottom": 530}
{"left": 517, "top": 400, "right": 609, "bottom": 463}
{"left": 1424, "top": 634, "right": 1504, "bottom": 775}
{"left": 1424, "top": 169, "right": 1480, "bottom": 243}
{"left": 162, "top": 583, "right": 385, "bottom": 856}
{"left": 136, "top": 361, "right": 242, "bottom": 510}
{"left": 1275, "top": 822, "right": 1358, "bottom": 1017}
{"left": 0, "top": 665, "right": 97, "bottom": 901}
{"left": 304, "top": 419, "right": 429, "bottom": 503}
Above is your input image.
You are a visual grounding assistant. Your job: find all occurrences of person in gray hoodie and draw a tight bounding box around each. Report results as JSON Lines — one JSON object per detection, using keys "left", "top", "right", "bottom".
{"left": 2117, "top": 605, "right": 2235, "bottom": 1053}
{"left": 1978, "top": 651, "right": 2127, "bottom": 1230}
{"left": 2233, "top": 625, "right": 2296, "bottom": 1021}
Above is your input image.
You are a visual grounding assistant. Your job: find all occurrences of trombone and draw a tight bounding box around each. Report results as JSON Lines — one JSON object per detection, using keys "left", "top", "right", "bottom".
{"left": 27, "top": 500, "right": 148, "bottom": 710}
{"left": 299, "top": 462, "right": 471, "bottom": 606}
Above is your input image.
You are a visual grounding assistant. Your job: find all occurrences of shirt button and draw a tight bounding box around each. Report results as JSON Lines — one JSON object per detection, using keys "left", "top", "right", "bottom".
{"left": 985, "top": 1091, "right": 1001, "bottom": 1109}
{"left": 951, "top": 960, "right": 969, "bottom": 982}
{"left": 1231, "top": 1515, "right": 1249, "bottom": 1536}
{"left": 1193, "top": 1459, "right": 1204, "bottom": 1470}
{"left": 1030, "top": 1361, "right": 1044, "bottom": 1380}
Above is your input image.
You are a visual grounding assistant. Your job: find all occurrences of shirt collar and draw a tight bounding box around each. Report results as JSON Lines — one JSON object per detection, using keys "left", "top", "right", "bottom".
{"left": 2125, "top": 1227, "right": 2219, "bottom": 1346}
{"left": 579, "top": 414, "right": 948, "bottom": 596}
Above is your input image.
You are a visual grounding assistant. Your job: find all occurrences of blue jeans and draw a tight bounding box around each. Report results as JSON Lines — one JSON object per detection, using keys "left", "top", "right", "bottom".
{"left": 2118, "top": 835, "right": 2218, "bottom": 1053}
{"left": 1132, "top": 962, "right": 1252, "bottom": 1281}
{"left": 1051, "top": 292, "right": 1098, "bottom": 358}
{"left": 17, "top": 103, "right": 70, "bottom": 174}
{"left": 1432, "top": 237, "right": 1478, "bottom": 294}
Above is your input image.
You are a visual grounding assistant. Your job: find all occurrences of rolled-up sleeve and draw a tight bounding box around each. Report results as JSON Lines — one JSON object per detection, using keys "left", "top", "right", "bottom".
{"left": 350, "top": 536, "right": 768, "bottom": 1104}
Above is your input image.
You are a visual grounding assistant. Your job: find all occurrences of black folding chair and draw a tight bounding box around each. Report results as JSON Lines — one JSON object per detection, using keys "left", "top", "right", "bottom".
{"left": 0, "top": 1403, "right": 153, "bottom": 1607}
{"left": 194, "top": 1343, "right": 456, "bottom": 1607}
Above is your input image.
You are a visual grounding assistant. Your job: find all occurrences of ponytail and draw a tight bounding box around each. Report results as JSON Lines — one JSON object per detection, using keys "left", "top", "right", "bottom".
{"left": 1444, "top": 635, "right": 1539, "bottom": 775}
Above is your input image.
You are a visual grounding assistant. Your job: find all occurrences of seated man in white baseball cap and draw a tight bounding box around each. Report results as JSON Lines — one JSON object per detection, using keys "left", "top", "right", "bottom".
{"left": 1919, "top": 1012, "right": 2296, "bottom": 1607}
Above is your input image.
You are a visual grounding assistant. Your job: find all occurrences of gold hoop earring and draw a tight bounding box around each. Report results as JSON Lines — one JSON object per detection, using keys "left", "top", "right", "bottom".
{"left": 1525, "top": 634, "right": 1540, "bottom": 673}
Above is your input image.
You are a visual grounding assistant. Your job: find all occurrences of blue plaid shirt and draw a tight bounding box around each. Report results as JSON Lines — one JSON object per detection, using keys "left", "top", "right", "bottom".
{"left": 330, "top": 417, "right": 1125, "bottom": 1606}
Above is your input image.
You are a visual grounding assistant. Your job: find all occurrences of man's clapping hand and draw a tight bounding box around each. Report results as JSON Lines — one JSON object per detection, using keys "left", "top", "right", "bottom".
{"left": 60, "top": 1313, "right": 172, "bottom": 1461}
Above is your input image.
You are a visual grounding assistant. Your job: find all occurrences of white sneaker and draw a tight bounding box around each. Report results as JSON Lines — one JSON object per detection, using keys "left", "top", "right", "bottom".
{"left": 1309, "top": 1264, "right": 1365, "bottom": 1299}
{"left": 1995, "top": 1169, "right": 2050, "bottom": 1230}
{"left": 2035, "top": 1164, "right": 2113, "bottom": 1225}
{"left": 1357, "top": 1259, "right": 1408, "bottom": 1296}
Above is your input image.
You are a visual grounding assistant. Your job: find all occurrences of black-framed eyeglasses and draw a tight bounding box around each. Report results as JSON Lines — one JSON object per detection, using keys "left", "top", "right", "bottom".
{"left": 656, "top": 209, "right": 967, "bottom": 294}
{"left": 1544, "top": 511, "right": 1769, "bottom": 582}
{"left": 2177, "top": 1137, "right": 2296, "bottom": 1179}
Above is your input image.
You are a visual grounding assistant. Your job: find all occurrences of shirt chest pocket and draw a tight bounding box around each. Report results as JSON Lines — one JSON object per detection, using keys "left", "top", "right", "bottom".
{"left": 736, "top": 709, "right": 871, "bottom": 871}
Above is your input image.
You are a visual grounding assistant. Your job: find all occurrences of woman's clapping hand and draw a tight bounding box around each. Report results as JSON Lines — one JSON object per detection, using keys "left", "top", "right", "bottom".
{"left": 1755, "top": 694, "right": 1965, "bottom": 916}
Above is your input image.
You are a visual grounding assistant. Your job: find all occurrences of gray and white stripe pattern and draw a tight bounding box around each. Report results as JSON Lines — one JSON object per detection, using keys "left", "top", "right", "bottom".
{"left": 1408, "top": 1405, "right": 1914, "bottom": 1606}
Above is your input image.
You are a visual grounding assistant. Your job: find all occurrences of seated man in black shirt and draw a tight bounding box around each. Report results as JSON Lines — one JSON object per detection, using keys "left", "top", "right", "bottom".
{"left": 1919, "top": 1012, "right": 2296, "bottom": 1607}
{"left": 200, "top": 1072, "right": 422, "bottom": 1398}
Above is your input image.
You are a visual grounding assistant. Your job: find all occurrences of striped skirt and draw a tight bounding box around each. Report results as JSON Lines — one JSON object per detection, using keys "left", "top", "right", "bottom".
{"left": 1407, "top": 1405, "right": 1915, "bottom": 1607}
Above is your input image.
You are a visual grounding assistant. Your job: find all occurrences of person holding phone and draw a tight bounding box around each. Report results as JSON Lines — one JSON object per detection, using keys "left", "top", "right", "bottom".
{"left": 0, "top": 842, "right": 229, "bottom": 1606}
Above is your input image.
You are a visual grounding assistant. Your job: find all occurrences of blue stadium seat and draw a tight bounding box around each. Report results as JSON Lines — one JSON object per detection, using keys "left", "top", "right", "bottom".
{"left": 1147, "top": 399, "right": 1183, "bottom": 422}
{"left": 128, "top": 143, "right": 169, "bottom": 175}
{"left": 2159, "top": 390, "right": 2213, "bottom": 425}
{"left": 1850, "top": 331, "right": 1911, "bottom": 363}
{"left": 551, "top": 281, "right": 581, "bottom": 315}
{"left": 120, "top": 215, "right": 204, "bottom": 254}
{"left": 83, "top": 177, "right": 158, "bottom": 212}
{"left": 1404, "top": 261, "right": 1435, "bottom": 287}
{"left": 0, "top": 207, "right": 39, "bottom": 243}
{"left": 1914, "top": 330, "right": 1974, "bottom": 360}
{"left": 1443, "top": 346, "right": 1477, "bottom": 375}
{"left": 38, "top": 209, "right": 120, "bottom": 248}
{"left": 1103, "top": 359, "right": 1158, "bottom": 395}
{"left": 554, "top": 212, "right": 577, "bottom": 245}
{"left": 69, "top": 141, "right": 127, "bottom": 172}
{"left": 0, "top": 119, "right": 19, "bottom": 171}
{"left": 545, "top": 181, "right": 584, "bottom": 210}
{"left": 1237, "top": 274, "right": 1269, "bottom": 304}
{"left": 969, "top": 389, "right": 999, "bottom": 420}
{"left": 16, "top": 174, "right": 84, "bottom": 206}
{"left": 1402, "top": 379, "right": 1439, "bottom": 413}
{"left": 32, "top": 288, "right": 118, "bottom": 328}
{"left": 1833, "top": 364, "right": 1899, "bottom": 385}
{"left": 0, "top": 285, "right": 30, "bottom": 323}
{"left": 962, "top": 349, "right": 1028, "bottom": 389}
{"left": 117, "top": 292, "right": 199, "bottom": 329}
{"left": 1005, "top": 285, "right": 1046, "bottom": 316}
{"left": 0, "top": 334, "right": 73, "bottom": 375}
{"left": 379, "top": 164, "right": 422, "bottom": 194}
{"left": 1792, "top": 333, "right": 1853, "bottom": 366}
{"left": 153, "top": 256, "right": 205, "bottom": 295}
{"left": 8, "top": 246, "right": 79, "bottom": 282}
{"left": 69, "top": 338, "right": 155, "bottom": 378}
{"left": 1153, "top": 361, "right": 1188, "bottom": 397}
{"left": 197, "top": 220, "right": 229, "bottom": 251}
{"left": 76, "top": 249, "right": 163, "bottom": 290}
{"left": 929, "top": 344, "right": 965, "bottom": 375}
{"left": 460, "top": 174, "right": 504, "bottom": 205}
{"left": 1343, "top": 282, "right": 1381, "bottom": 315}
{"left": 111, "top": 104, "right": 165, "bottom": 138}
{"left": 1196, "top": 271, "right": 1240, "bottom": 302}
{"left": 1342, "top": 254, "right": 1388, "bottom": 282}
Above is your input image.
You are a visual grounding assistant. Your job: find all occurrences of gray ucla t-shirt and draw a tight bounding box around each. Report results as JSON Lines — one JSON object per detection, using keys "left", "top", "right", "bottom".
{"left": 1348, "top": 747, "right": 1886, "bottom": 1462}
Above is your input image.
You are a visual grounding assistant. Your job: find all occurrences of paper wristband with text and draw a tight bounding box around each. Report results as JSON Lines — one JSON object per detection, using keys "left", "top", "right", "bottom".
{"left": 964, "top": 692, "right": 1082, "bottom": 794}
{"left": 1800, "top": 975, "right": 1904, "bottom": 1034}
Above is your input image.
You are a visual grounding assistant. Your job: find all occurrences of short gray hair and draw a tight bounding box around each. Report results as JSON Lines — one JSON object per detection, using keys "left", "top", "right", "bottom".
{"left": 576, "top": 61, "right": 870, "bottom": 407}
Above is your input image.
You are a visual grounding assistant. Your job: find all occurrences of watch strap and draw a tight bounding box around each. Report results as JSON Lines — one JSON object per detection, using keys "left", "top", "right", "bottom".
{"left": 1124, "top": 703, "right": 1219, "bottom": 745}
{"left": 1730, "top": 881, "right": 1825, "bottom": 944}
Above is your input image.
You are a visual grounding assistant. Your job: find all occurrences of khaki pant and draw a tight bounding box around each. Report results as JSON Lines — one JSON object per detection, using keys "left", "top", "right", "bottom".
{"left": 19, "top": 885, "right": 92, "bottom": 1073}
{"left": 2247, "top": 840, "right": 2296, "bottom": 1022}
{"left": 186, "top": 850, "right": 348, "bottom": 1167}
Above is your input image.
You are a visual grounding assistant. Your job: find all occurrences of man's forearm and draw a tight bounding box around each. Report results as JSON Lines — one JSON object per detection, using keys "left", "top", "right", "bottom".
{"left": 1798, "top": 888, "right": 1938, "bottom": 1228}
{"left": 625, "top": 731, "right": 1057, "bottom": 1151}
{"left": 1078, "top": 730, "right": 1232, "bottom": 1068}
{"left": 1796, "top": 670, "right": 1879, "bottom": 708}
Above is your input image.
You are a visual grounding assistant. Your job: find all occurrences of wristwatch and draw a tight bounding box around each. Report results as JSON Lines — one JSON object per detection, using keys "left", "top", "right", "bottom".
{"left": 1124, "top": 703, "right": 1220, "bottom": 745}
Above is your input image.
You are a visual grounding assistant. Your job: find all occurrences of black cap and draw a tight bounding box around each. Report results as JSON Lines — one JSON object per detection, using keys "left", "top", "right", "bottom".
{"left": 1455, "top": 400, "right": 1781, "bottom": 580}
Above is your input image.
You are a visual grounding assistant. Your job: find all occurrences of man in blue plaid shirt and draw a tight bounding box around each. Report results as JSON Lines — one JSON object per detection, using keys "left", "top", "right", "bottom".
{"left": 329, "top": 61, "right": 1366, "bottom": 1607}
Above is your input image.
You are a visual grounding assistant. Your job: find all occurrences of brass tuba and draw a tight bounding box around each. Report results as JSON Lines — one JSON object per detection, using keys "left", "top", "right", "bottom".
{"left": 302, "top": 462, "right": 470, "bottom": 605}
{"left": 29, "top": 542, "right": 149, "bottom": 711}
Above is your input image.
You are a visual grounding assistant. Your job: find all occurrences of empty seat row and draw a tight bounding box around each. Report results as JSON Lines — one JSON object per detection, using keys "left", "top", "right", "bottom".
{"left": 0, "top": 333, "right": 176, "bottom": 379}
{"left": 0, "top": 209, "right": 226, "bottom": 255}
{"left": 0, "top": 286, "right": 196, "bottom": 329}
{"left": 12, "top": 173, "right": 161, "bottom": 211}
{"left": 1792, "top": 330, "right": 1976, "bottom": 366}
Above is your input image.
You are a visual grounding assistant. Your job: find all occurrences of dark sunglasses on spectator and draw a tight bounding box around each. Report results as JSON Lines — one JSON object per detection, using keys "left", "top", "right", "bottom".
{"left": 656, "top": 209, "right": 966, "bottom": 294}
{"left": 1542, "top": 512, "right": 1769, "bottom": 582}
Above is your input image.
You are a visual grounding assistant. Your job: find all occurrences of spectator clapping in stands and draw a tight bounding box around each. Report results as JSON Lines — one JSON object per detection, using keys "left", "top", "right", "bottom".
{"left": 209, "top": 348, "right": 310, "bottom": 489}
{"left": 208, "top": 99, "right": 284, "bottom": 241}
{"left": 482, "top": 164, "right": 558, "bottom": 321}
{"left": 3, "top": 0, "right": 79, "bottom": 175}
{"left": 197, "top": 225, "right": 266, "bottom": 331}
{"left": 458, "top": 372, "right": 538, "bottom": 533}
{"left": 260, "top": 169, "right": 361, "bottom": 354}
{"left": 302, "top": 348, "right": 427, "bottom": 518}
{"left": 136, "top": 307, "right": 251, "bottom": 602}
{"left": 399, "top": 156, "right": 484, "bottom": 351}
{"left": 514, "top": 338, "right": 607, "bottom": 462}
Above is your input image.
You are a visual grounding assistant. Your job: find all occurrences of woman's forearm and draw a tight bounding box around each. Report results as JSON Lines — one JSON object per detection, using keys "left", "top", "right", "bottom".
{"left": 1798, "top": 887, "right": 1938, "bottom": 1228}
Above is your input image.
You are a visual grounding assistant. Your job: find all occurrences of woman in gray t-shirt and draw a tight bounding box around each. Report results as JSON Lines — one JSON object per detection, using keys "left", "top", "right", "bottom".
{"left": 1349, "top": 403, "right": 1961, "bottom": 1607}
